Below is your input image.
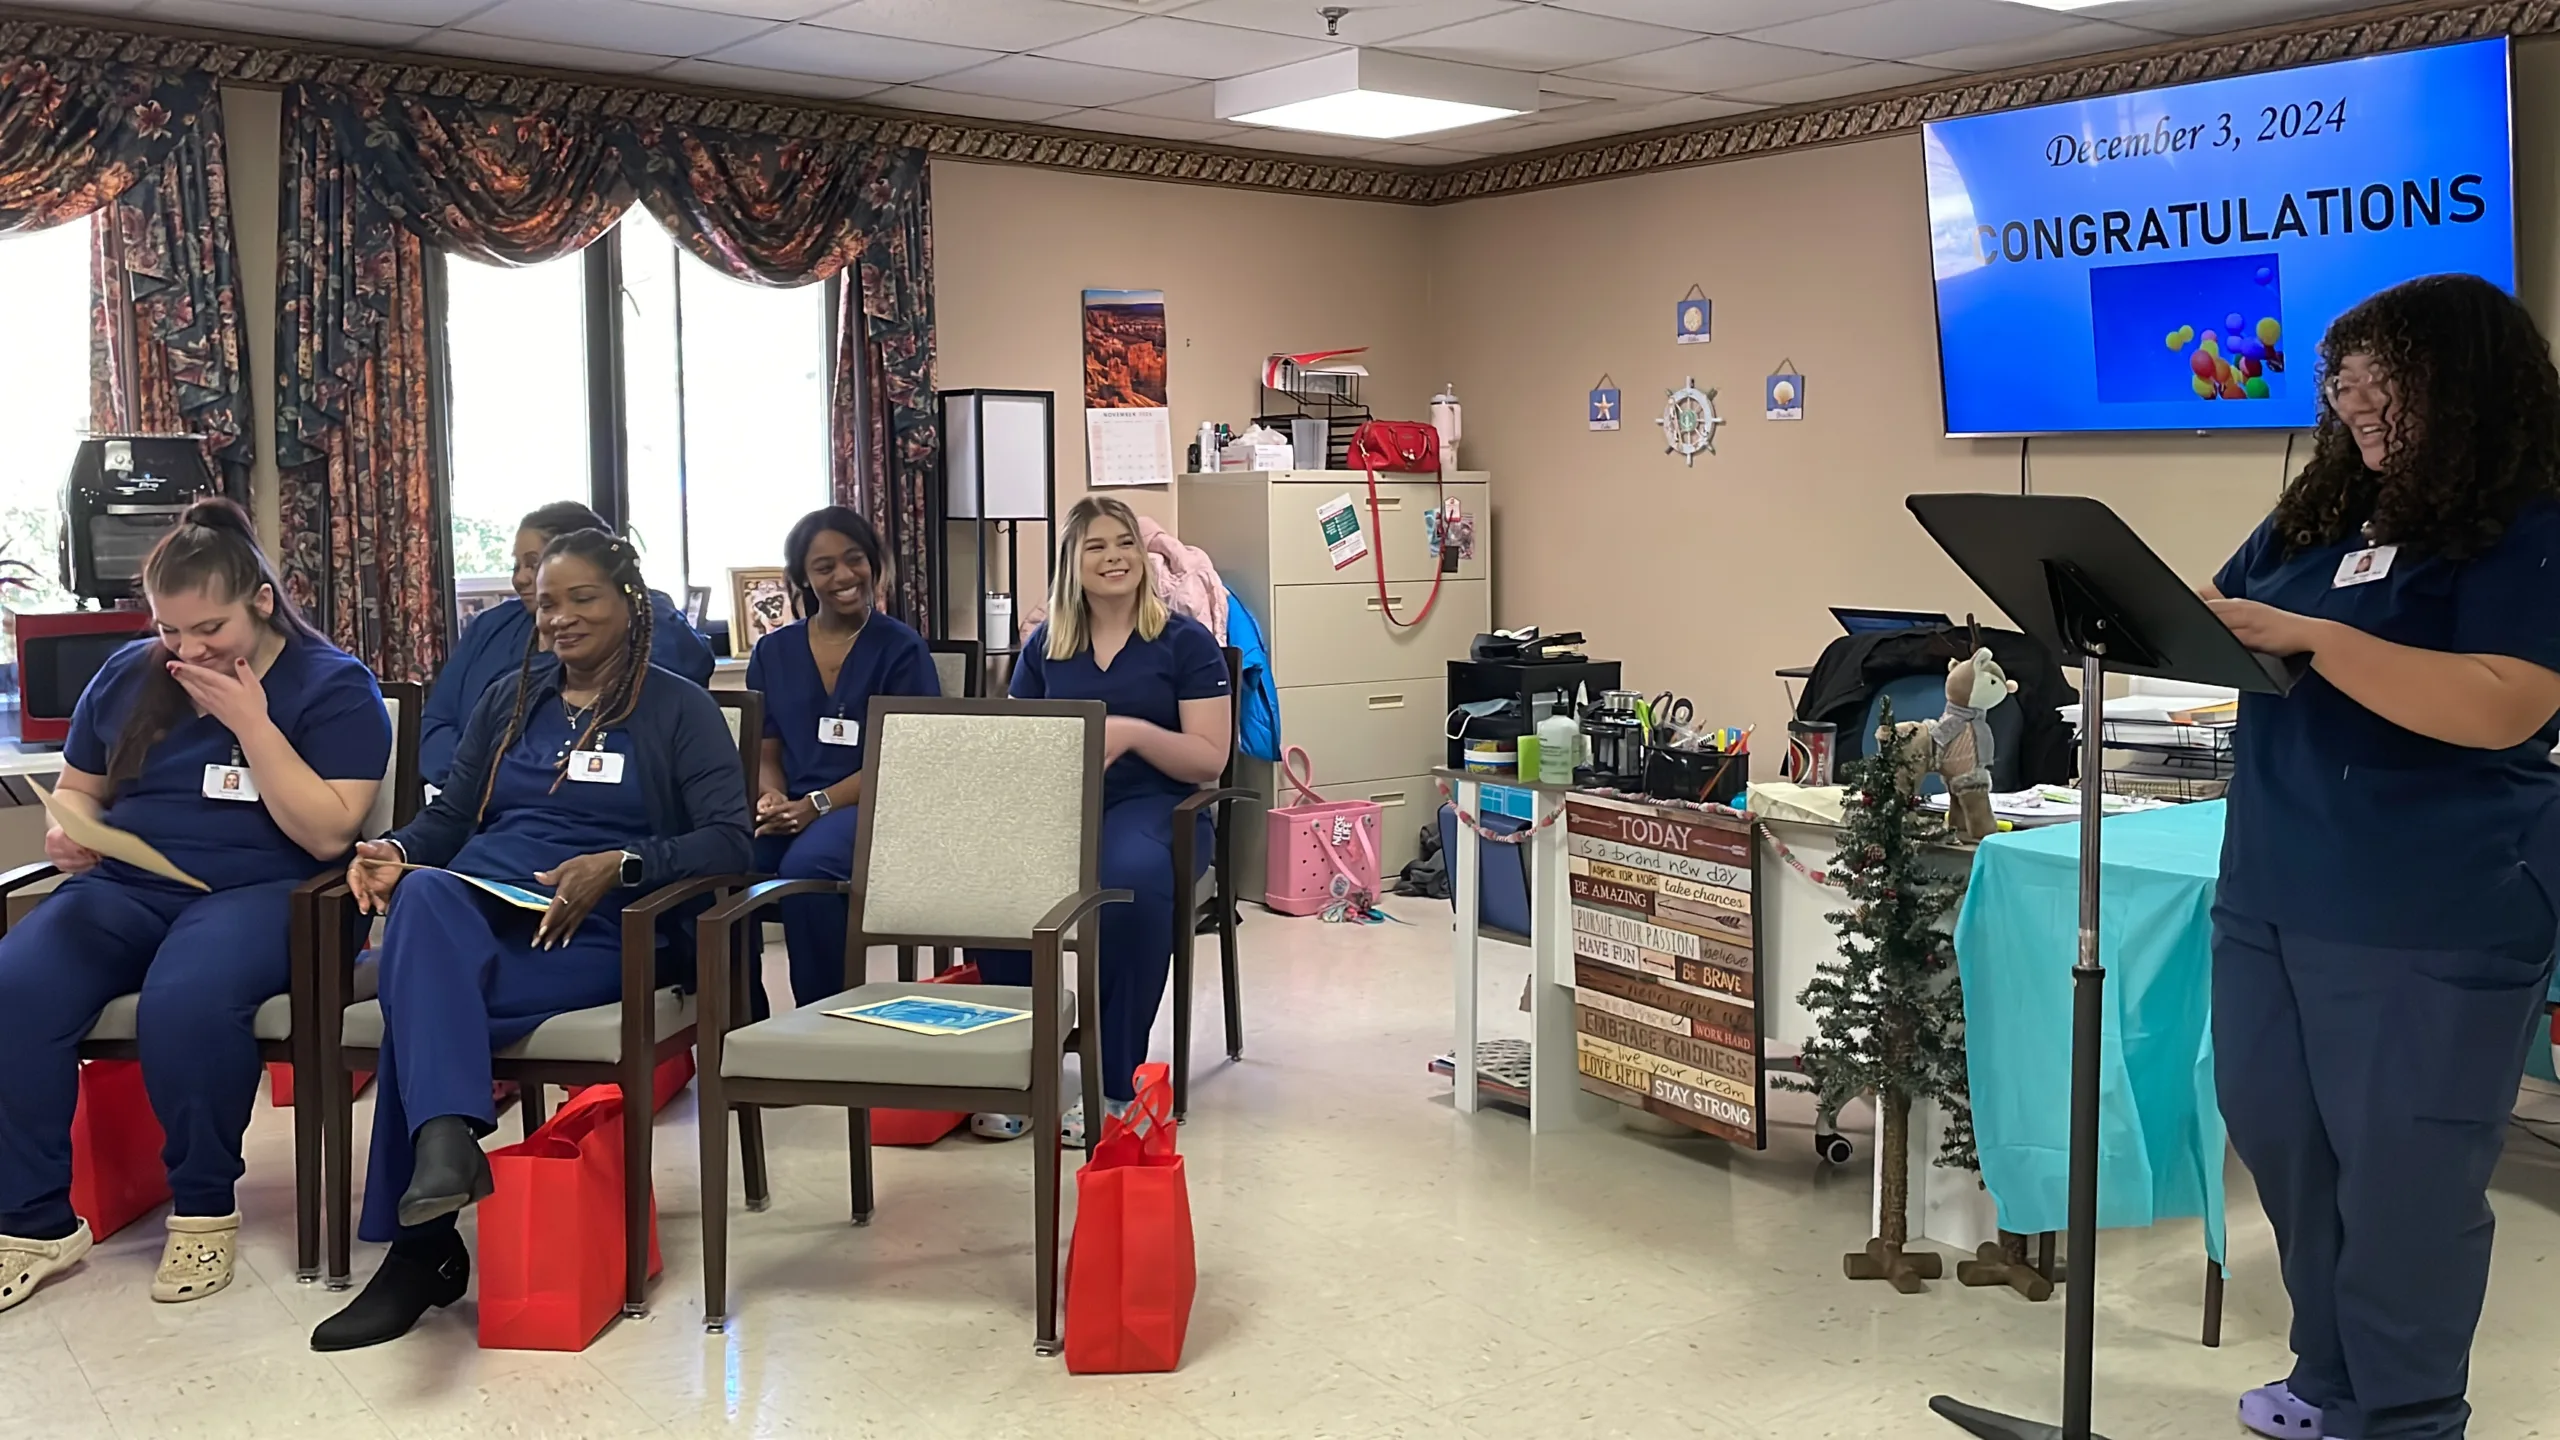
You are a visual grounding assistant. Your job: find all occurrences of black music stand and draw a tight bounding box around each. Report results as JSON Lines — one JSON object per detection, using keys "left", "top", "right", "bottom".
{"left": 1903, "top": 493, "right": 2296, "bottom": 1440}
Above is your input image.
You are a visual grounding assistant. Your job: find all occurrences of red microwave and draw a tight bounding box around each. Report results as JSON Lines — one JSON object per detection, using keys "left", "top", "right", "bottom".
{"left": 12, "top": 609, "right": 153, "bottom": 745}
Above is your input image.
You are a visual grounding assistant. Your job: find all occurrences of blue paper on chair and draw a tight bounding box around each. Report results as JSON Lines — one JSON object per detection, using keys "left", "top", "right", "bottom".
{"left": 826, "top": 996, "right": 1031, "bottom": 1036}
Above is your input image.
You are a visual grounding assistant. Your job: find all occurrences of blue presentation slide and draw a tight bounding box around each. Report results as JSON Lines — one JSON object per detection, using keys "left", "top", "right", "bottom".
{"left": 1925, "top": 38, "right": 2514, "bottom": 435}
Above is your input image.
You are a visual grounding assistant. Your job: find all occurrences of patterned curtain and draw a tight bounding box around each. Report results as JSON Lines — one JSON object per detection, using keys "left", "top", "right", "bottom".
{"left": 275, "top": 84, "right": 631, "bottom": 681}
{"left": 623, "top": 127, "right": 937, "bottom": 631}
{"left": 0, "top": 57, "right": 251, "bottom": 488}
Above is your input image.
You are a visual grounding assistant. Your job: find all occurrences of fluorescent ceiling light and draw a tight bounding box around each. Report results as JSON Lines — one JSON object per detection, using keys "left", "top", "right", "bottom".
{"left": 1216, "top": 50, "right": 1537, "bottom": 140}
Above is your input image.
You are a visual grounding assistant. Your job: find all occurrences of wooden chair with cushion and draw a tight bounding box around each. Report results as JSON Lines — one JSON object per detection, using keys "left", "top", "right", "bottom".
{"left": 1170, "top": 647, "right": 1248, "bottom": 1121}
{"left": 0, "top": 680, "right": 423, "bottom": 1284}
{"left": 914, "top": 638, "right": 983, "bottom": 977}
{"left": 317, "top": 688, "right": 764, "bottom": 1310}
{"left": 695, "top": 695, "right": 1122, "bottom": 1353}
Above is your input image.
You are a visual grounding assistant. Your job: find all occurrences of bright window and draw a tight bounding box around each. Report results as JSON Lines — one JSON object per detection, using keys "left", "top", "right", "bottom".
{"left": 440, "top": 250, "right": 590, "bottom": 583}
{"left": 0, "top": 219, "right": 91, "bottom": 643}
{"left": 618, "top": 214, "right": 832, "bottom": 628}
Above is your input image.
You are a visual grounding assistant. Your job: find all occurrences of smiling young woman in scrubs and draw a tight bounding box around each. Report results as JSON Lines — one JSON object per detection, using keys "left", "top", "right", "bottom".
{"left": 418, "top": 501, "right": 715, "bottom": 788}
{"left": 2203, "top": 276, "right": 2560, "bottom": 1440}
{"left": 973, "top": 496, "right": 1232, "bottom": 1146}
{"left": 310, "top": 529, "right": 749, "bottom": 1352}
{"left": 0, "top": 499, "right": 389, "bottom": 1313}
{"left": 744, "top": 507, "right": 937, "bottom": 1011}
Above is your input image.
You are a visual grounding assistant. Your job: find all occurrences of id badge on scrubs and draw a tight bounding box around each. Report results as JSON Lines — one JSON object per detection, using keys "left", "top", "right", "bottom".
{"left": 202, "top": 764, "right": 259, "bottom": 802}
{"left": 818, "top": 717, "right": 860, "bottom": 748}
{"left": 2334, "top": 544, "right": 2398, "bottom": 587}
{"left": 566, "top": 750, "right": 627, "bottom": 784}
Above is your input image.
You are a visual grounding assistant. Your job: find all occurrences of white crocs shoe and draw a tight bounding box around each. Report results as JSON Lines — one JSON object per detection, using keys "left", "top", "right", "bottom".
{"left": 0, "top": 1221, "right": 93, "bottom": 1314}
{"left": 152, "top": 1213, "right": 238, "bottom": 1304}
{"left": 970, "top": 1112, "right": 1028, "bottom": 1141}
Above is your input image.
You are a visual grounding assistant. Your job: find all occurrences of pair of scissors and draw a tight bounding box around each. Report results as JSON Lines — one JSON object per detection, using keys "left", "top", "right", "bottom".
{"left": 1649, "top": 692, "right": 1696, "bottom": 728}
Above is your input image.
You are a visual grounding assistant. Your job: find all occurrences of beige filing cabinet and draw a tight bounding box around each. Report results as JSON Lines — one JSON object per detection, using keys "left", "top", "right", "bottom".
{"left": 1179, "top": 469, "right": 1492, "bottom": 901}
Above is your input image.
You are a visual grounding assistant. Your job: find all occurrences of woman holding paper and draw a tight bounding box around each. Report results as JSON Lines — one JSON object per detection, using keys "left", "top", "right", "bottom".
{"left": 745, "top": 506, "right": 938, "bottom": 1013}
{"left": 311, "top": 527, "right": 749, "bottom": 1352}
{"left": 417, "top": 501, "right": 715, "bottom": 788}
{"left": 0, "top": 499, "right": 389, "bottom": 1313}
{"left": 971, "top": 496, "right": 1231, "bottom": 1147}
{"left": 2204, "top": 276, "right": 2560, "bottom": 1440}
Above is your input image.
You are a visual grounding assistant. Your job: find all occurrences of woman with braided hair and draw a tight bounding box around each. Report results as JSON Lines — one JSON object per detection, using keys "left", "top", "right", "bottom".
{"left": 311, "top": 528, "right": 749, "bottom": 1352}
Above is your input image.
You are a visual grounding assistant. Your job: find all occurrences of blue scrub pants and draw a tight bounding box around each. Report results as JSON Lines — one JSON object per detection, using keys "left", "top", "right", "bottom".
{"left": 0, "top": 874, "right": 299, "bottom": 1237}
{"left": 2214, "top": 908, "right": 2554, "bottom": 1440}
{"left": 975, "top": 794, "right": 1208, "bottom": 1104}
{"left": 359, "top": 871, "right": 620, "bottom": 1244}
{"left": 751, "top": 805, "right": 862, "bottom": 1011}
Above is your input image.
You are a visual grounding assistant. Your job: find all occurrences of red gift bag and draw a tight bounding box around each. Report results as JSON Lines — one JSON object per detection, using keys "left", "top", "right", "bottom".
{"left": 872, "top": 963, "right": 982, "bottom": 1147}
{"left": 1064, "top": 1062, "right": 1196, "bottom": 1374}
{"left": 69, "top": 1060, "right": 167, "bottom": 1241}
{"left": 476, "top": 1085, "right": 662, "bottom": 1352}
{"left": 566, "top": 1051, "right": 694, "bottom": 1116}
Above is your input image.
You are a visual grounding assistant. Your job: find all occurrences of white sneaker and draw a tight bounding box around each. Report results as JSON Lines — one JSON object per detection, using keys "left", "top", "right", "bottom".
{"left": 970, "top": 1112, "right": 1028, "bottom": 1141}
{"left": 152, "top": 1213, "right": 239, "bottom": 1304}
{"left": 0, "top": 1221, "right": 93, "bottom": 1314}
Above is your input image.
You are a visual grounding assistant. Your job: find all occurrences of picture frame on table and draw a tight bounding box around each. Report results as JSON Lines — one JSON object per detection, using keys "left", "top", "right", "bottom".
{"left": 729, "top": 567, "right": 793, "bottom": 654}
{"left": 453, "top": 574, "right": 513, "bottom": 631}
{"left": 683, "top": 585, "right": 711, "bottom": 629}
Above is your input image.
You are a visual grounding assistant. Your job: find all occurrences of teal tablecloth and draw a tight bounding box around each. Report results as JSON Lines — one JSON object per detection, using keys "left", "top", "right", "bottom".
{"left": 1953, "top": 801, "right": 2229, "bottom": 1263}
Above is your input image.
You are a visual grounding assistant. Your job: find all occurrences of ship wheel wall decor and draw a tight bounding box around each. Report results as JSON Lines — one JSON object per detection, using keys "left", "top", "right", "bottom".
{"left": 1660, "top": 379, "right": 1724, "bottom": 465}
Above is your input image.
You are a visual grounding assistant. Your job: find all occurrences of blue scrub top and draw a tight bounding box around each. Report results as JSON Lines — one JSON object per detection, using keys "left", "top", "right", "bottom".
{"left": 1011, "top": 615, "right": 1230, "bottom": 805}
{"left": 419, "top": 591, "right": 715, "bottom": 787}
{"left": 745, "top": 614, "right": 938, "bottom": 798}
{"left": 64, "top": 632, "right": 393, "bottom": 891}
{"left": 2215, "top": 501, "right": 2560, "bottom": 949}
{"left": 448, "top": 701, "right": 655, "bottom": 886}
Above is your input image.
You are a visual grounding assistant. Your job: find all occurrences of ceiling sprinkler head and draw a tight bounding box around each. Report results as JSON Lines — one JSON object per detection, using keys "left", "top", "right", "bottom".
{"left": 1319, "top": 6, "right": 1348, "bottom": 37}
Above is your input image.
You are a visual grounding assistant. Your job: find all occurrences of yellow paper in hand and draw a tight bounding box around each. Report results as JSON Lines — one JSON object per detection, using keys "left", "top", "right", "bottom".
{"left": 30, "top": 777, "right": 209, "bottom": 891}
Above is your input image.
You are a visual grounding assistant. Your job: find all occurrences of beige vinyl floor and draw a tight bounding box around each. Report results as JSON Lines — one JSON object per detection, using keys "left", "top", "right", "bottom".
{"left": 13, "top": 896, "right": 2560, "bottom": 1439}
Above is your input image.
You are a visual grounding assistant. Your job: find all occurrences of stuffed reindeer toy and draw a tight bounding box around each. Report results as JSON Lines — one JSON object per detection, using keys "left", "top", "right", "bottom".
{"left": 1881, "top": 647, "right": 2018, "bottom": 843}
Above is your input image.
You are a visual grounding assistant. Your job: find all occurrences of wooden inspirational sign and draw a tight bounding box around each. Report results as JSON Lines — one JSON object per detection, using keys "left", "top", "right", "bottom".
{"left": 1566, "top": 794, "right": 1765, "bottom": 1146}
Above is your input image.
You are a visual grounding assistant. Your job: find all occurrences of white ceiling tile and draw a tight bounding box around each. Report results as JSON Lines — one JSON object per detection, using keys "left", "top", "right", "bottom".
{"left": 1562, "top": 36, "right": 1854, "bottom": 93}
{"left": 1173, "top": 0, "right": 1519, "bottom": 45}
{"left": 2115, "top": 0, "right": 2379, "bottom": 36}
{"left": 1910, "top": 19, "right": 2165, "bottom": 71}
{"left": 927, "top": 53, "right": 1192, "bottom": 106}
{"left": 1105, "top": 81, "right": 1220, "bottom": 120}
{"left": 1624, "top": 93, "right": 1766, "bottom": 126}
{"left": 457, "top": 0, "right": 780, "bottom": 58}
{"left": 1048, "top": 110, "right": 1251, "bottom": 141}
{"left": 1550, "top": 0, "right": 1870, "bottom": 32}
{"left": 643, "top": 0, "right": 854, "bottom": 19}
{"left": 1399, "top": 116, "right": 1539, "bottom": 152}
{"left": 410, "top": 30, "right": 677, "bottom": 72}
{"left": 138, "top": 0, "right": 431, "bottom": 44}
{"left": 1386, "top": 6, "right": 1700, "bottom": 71}
{"left": 863, "top": 85, "right": 1078, "bottom": 120}
{"left": 1535, "top": 76, "right": 1686, "bottom": 109}
{"left": 1057, "top": 0, "right": 1207, "bottom": 11}
{"left": 1741, "top": 0, "right": 2080, "bottom": 63}
{"left": 656, "top": 55, "right": 892, "bottom": 96}
{"left": 811, "top": 0, "right": 1131, "bottom": 50}
{"left": 1036, "top": 15, "right": 1342, "bottom": 79}
{"left": 1718, "top": 57, "right": 1950, "bottom": 105}
{"left": 703, "top": 24, "right": 998, "bottom": 81}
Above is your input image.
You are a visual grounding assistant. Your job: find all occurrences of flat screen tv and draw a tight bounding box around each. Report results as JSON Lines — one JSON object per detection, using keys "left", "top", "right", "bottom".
{"left": 1924, "top": 37, "right": 2515, "bottom": 437}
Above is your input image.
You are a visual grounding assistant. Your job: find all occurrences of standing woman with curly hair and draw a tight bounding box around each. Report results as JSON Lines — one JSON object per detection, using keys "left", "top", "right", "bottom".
{"left": 310, "top": 528, "right": 749, "bottom": 1352}
{"left": 2207, "top": 274, "right": 2560, "bottom": 1440}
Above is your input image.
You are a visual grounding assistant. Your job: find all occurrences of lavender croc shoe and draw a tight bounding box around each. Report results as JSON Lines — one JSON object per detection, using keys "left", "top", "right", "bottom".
{"left": 2240, "top": 1380, "right": 2322, "bottom": 1438}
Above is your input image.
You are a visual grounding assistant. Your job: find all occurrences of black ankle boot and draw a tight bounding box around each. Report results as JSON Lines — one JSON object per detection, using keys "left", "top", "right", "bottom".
{"left": 396, "top": 1116, "right": 494, "bottom": 1229}
{"left": 310, "top": 1230, "right": 469, "bottom": 1352}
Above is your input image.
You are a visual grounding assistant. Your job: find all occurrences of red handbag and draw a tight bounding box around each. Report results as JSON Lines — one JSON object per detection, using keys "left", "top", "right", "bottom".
{"left": 1063, "top": 1062, "right": 1195, "bottom": 1374}
{"left": 70, "top": 1060, "right": 168, "bottom": 1241}
{"left": 476, "top": 1085, "right": 662, "bottom": 1351}
{"left": 1347, "top": 420, "right": 1451, "bottom": 630}
{"left": 1346, "top": 419, "right": 1440, "bottom": 474}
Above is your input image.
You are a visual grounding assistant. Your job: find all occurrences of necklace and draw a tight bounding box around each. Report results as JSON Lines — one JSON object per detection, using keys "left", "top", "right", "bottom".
{"left": 558, "top": 693, "right": 600, "bottom": 763}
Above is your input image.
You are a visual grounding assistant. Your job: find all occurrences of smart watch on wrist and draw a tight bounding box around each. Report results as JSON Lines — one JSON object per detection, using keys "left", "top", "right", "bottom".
{"left": 618, "top": 850, "right": 644, "bottom": 887}
{"left": 808, "top": 790, "right": 834, "bottom": 816}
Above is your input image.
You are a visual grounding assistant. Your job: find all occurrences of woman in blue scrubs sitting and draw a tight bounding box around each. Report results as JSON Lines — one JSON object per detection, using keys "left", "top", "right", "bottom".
{"left": 2206, "top": 275, "right": 2560, "bottom": 1440}
{"left": 0, "top": 499, "right": 388, "bottom": 1313}
{"left": 745, "top": 506, "right": 937, "bottom": 1011}
{"left": 974, "top": 496, "right": 1231, "bottom": 1146}
{"left": 418, "top": 501, "right": 715, "bottom": 788}
{"left": 311, "top": 529, "right": 749, "bottom": 1351}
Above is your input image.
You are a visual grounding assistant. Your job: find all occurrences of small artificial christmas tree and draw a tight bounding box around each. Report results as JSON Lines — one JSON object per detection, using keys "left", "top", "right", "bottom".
{"left": 1791, "top": 698, "right": 1976, "bottom": 1293}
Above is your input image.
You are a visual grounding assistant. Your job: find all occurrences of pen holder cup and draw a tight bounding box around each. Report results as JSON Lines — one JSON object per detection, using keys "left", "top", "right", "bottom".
{"left": 1646, "top": 745, "right": 1749, "bottom": 808}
